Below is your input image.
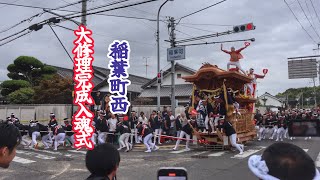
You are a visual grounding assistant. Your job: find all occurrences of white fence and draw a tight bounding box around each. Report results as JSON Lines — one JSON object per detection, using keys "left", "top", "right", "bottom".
{"left": 0, "top": 104, "right": 77, "bottom": 124}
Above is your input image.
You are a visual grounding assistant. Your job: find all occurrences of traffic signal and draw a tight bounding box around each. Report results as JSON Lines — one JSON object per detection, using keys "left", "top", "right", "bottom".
{"left": 157, "top": 71, "right": 162, "bottom": 84}
{"left": 233, "top": 23, "right": 255, "bottom": 33}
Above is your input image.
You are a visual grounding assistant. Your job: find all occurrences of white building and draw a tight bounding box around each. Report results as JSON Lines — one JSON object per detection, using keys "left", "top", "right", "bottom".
{"left": 138, "top": 63, "right": 195, "bottom": 106}
{"left": 258, "top": 92, "right": 283, "bottom": 108}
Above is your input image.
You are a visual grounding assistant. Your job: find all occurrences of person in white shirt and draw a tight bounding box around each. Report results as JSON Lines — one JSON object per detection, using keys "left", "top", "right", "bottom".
{"left": 108, "top": 114, "right": 118, "bottom": 144}
{"left": 138, "top": 112, "right": 148, "bottom": 125}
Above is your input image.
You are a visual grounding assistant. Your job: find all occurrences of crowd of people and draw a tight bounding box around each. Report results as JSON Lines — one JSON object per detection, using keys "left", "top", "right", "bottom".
{"left": 254, "top": 108, "right": 320, "bottom": 142}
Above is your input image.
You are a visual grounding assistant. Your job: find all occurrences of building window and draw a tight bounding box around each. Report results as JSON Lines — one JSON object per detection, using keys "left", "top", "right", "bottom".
{"left": 177, "top": 74, "right": 182, "bottom": 79}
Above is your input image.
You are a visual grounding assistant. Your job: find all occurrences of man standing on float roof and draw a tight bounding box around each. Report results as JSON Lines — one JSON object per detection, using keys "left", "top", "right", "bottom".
{"left": 221, "top": 42, "right": 250, "bottom": 74}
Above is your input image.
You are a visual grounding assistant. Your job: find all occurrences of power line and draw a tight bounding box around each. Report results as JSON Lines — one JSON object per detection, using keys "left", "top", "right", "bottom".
{"left": 63, "top": 0, "right": 159, "bottom": 20}
{"left": 0, "top": 0, "right": 87, "bottom": 34}
{"left": 296, "top": 0, "right": 320, "bottom": 39}
{"left": 304, "top": 0, "right": 316, "bottom": 28}
{"left": 178, "top": 24, "right": 217, "bottom": 33}
{"left": 177, "top": 22, "right": 233, "bottom": 27}
{"left": 0, "top": 31, "right": 31, "bottom": 47}
{"left": 284, "top": 0, "right": 317, "bottom": 44}
{"left": 177, "top": 0, "right": 227, "bottom": 25}
{"left": 175, "top": 29, "right": 206, "bottom": 43}
{"left": 0, "top": 28, "right": 28, "bottom": 42}
{"left": 309, "top": 0, "right": 320, "bottom": 28}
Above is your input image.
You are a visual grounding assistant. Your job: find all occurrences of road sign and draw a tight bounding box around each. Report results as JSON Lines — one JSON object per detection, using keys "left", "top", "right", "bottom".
{"left": 167, "top": 46, "right": 185, "bottom": 61}
{"left": 288, "top": 59, "right": 317, "bottom": 79}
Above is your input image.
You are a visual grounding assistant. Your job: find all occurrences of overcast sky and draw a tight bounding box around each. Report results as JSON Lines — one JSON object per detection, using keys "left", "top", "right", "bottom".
{"left": 1, "top": 0, "right": 320, "bottom": 96}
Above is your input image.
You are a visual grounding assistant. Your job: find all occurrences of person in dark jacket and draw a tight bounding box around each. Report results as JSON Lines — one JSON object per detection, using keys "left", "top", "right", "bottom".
{"left": 218, "top": 118, "right": 244, "bottom": 155}
{"left": 153, "top": 111, "right": 162, "bottom": 145}
{"left": 96, "top": 112, "right": 109, "bottom": 145}
{"left": 63, "top": 118, "right": 74, "bottom": 147}
{"left": 129, "top": 111, "right": 139, "bottom": 144}
{"left": 86, "top": 143, "right": 120, "bottom": 180}
{"left": 116, "top": 121, "right": 132, "bottom": 152}
{"left": 28, "top": 120, "right": 40, "bottom": 149}
{"left": 173, "top": 113, "right": 191, "bottom": 151}
{"left": 137, "top": 123, "right": 159, "bottom": 153}
{"left": 38, "top": 123, "right": 52, "bottom": 149}
{"left": 50, "top": 123, "right": 65, "bottom": 151}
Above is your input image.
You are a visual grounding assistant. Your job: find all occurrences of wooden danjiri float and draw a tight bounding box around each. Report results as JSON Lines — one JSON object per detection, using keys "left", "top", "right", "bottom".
{"left": 182, "top": 63, "right": 258, "bottom": 150}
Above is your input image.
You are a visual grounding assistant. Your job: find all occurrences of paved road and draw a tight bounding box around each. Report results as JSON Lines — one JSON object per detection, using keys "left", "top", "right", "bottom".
{"left": 1, "top": 138, "right": 319, "bottom": 180}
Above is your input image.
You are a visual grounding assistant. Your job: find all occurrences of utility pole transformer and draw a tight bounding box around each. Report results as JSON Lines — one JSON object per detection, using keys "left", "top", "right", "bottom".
{"left": 81, "top": 0, "right": 87, "bottom": 26}
{"left": 168, "top": 17, "right": 176, "bottom": 115}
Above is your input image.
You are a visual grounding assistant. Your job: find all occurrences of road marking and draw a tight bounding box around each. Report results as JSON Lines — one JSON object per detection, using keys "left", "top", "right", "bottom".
{"left": 170, "top": 149, "right": 188, "bottom": 154}
{"left": 193, "top": 151, "right": 208, "bottom": 156}
{"left": 12, "top": 156, "right": 35, "bottom": 164}
{"left": 303, "top": 149, "right": 309, "bottom": 152}
{"left": 231, "top": 148, "right": 264, "bottom": 159}
{"left": 34, "top": 149, "right": 73, "bottom": 157}
{"left": 16, "top": 150, "right": 55, "bottom": 160}
{"left": 68, "top": 150, "right": 87, "bottom": 155}
{"left": 208, "top": 151, "right": 226, "bottom": 157}
{"left": 316, "top": 152, "right": 320, "bottom": 167}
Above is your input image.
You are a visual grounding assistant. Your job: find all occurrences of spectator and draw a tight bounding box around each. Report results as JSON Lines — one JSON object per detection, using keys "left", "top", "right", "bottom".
{"left": 0, "top": 123, "right": 21, "bottom": 168}
{"left": 86, "top": 143, "right": 120, "bottom": 180}
{"left": 248, "top": 142, "right": 320, "bottom": 180}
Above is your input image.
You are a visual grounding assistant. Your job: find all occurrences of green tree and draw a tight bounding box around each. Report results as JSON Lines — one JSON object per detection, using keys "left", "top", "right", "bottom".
{"left": 33, "top": 74, "right": 72, "bottom": 104}
{"left": 0, "top": 80, "right": 31, "bottom": 96}
{"left": 8, "top": 87, "right": 35, "bottom": 104}
{"left": 7, "top": 56, "right": 56, "bottom": 86}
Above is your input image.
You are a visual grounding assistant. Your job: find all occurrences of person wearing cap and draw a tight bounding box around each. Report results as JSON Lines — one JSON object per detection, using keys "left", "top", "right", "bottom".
{"left": 50, "top": 123, "right": 65, "bottom": 151}
{"left": 248, "top": 142, "right": 320, "bottom": 180}
{"left": 96, "top": 112, "right": 109, "bottom": 145}
{"left": 28, "top": 120, "right": 40, "bottom": 149}
{"left": 63, "top": 118, "right": 74, "bottom": 147}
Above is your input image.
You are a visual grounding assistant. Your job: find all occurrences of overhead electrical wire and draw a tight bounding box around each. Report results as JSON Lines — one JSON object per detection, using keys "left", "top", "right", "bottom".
{"left": 176, "top": 0, "right": 227, "bottom": 25}
{"left": 0, "top": 31, "right": 32, "bottom": 47}
{"left": 177, "top": 22, "right": 233, "bottom": 27}
{"left": 296, "top": 0, "right": 320, "bottom": 39}
{"left": 0, "top": 0, "right": 87, "bottom": 34}
{"left": 0, "top": 0, "right": 159, "bottom": 47}
{"left": 63, "top": 0, "right": 159, "bottom": 20}
{"left": 304, "top": 0, "right": 316, "bottom": 28}
{"left": 284, "top": 0, "right": 317, "bottom": 44}
{"left": 309, "top": 0, "right": 320, "bottom": 28}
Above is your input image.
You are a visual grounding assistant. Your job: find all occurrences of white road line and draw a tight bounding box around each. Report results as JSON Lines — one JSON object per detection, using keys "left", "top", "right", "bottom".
{"left": 316, "top": 152, "right": 320, "bottom": 167}
{"left": 231, "top": 148, "right": 264, "bottom": 159}
{"left": 303, "top": 149, "right": 309, "bottom": 152}
{"left": 13, "top": 156, "right": 35, "bottom": 164}
{"left": 170, "top": 149, "right": 188, "bottom": 154}
{"left": 34, "top": 149, "right": 73, "bottom": 157}
{"left": 16, "top": 150, "right": 55, "bottom": 160}
{"left": 193, "top": 151, "right": 208, "bottom": 156}
{"left": 208, "top": 151, "right": 226, "bottom": 157}
{"left": 68, "top": 150, "right": 87, "bottom": 155}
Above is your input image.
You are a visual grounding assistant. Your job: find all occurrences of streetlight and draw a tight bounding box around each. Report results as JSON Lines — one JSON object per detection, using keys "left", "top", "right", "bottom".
{"left": 157, "top": 0, "right": 174, "bottom": 111}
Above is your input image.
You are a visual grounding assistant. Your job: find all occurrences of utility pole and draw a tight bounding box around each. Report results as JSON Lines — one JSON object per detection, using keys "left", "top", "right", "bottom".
{"left": 81, "top": 0, "right": 87, "bottom": 26}
{"left": 168, "top": 17, "right": 176, "bottom": 115}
